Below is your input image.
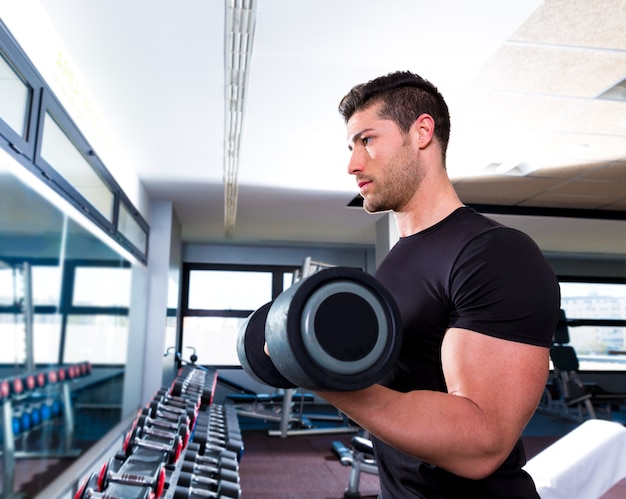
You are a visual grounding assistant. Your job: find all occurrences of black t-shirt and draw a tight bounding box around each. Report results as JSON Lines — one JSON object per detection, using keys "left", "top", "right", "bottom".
{"left": 373, "top": 207, "right": 561, "bottom": 498}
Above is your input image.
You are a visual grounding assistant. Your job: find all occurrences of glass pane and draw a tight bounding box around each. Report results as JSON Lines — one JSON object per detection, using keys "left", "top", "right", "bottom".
{"left": 64, "top": 314, "right": 128, "bottom": 364}
{"left": 32, "top": 265, "right": 62, "bottom": 307}
{"left": 283, "top": 271, "right": 294, "bottom": 290}
{"left": 0, "top": 266, "right": 15, "bottom": 306}
{"left": 73, "top": 267, "right": 131, "bottom": 307}
{"left": 33, "top": 314, "right": 62, "bottom": 364}
{"left": 560, "top": 282, "right": 626, "bottom": 370}
{"left": 164, "top": 315, "right": 177, "bottom": 353}
{"left": 560, "top": 282, "right": 626, "bottom": 319}
{"left": 0, "top": 53, "right": 30, "bottom": 136}
{"left": 188, "top": 270, "right": 272, "bottom": 310}
{"left": 40, "top": 112, "right": 114, "bottom": 221}
{"left": 182, "top": 316, "right": 245, "bottom": 366}
{"left": 118, "top": 202, "right": 147, "bottom": 253}
{"left": 0, "top": 313, "right": 26, "bottom": 363}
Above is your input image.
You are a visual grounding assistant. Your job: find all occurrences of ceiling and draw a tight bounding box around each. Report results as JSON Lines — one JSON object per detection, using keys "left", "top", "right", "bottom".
{"left": 6, "top": 0, "right": 626, "bottom": 255}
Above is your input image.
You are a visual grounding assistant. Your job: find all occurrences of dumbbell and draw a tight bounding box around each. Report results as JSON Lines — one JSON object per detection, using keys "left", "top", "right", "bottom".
{"left": 75, "top": 471, "right": 155, "bottom": 499}
{"left": 148, "top": 399, "right": 196, "bottom": 423}
{"left": 28, "top": 405, "right": 42, "bottom": 427}
{"left": 155, "top": 388, "right": 199, "bottom": 411}
{"left": 172, "top": 370, "right": 207, "bottom": 393}
{"left": 180, "top": 460, "right": 239, "bottom": 484}
{"left": 35, "top": 371, "right": 47, "bottom": 388}
{"left": 97, "top": 457, "right": 166, "bottom": 497}
{"left": 136, "top": 413, "right": 189, "bottom": 444}
{"left": 183, "top": 450, "right": 238, "bottom": 473}
{"left": 173, "top": 471, "right": 240, "bottom": 499}
{"left": 192, "top": 427, "right": 243, "bottom": 457}
{"left": 142, "top": 403, "right": 190, "bottom": 429}
{"left": 12, "top": 408, "right": 32, "bottom": 434}
{"left": 133, "top": 415, "right": 190, "bottom": 448}
{"left": 194, "top": 412, "right": 237, "bottom": 436}
{"left": 123, "top": 426, "right": 183, "bottom": 464}
{"left": 237, "top": 267, "right": 402, "bottom": 391}
{"left": 0, "top": 379, "right": 9, "bottom": 400}
{"left": 183, "top": 443, "right": 239, "bottom": 470}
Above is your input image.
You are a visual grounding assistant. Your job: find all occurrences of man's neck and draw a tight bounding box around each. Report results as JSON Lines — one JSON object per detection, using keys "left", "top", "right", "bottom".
{"left": 393, "top": 175, "right": 463, "bottom": 237}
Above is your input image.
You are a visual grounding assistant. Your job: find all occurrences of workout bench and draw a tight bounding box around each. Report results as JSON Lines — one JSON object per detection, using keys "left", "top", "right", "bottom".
{"left": 524, "top": 419, "right": 626, "bottom": 499}
{"left": 333, "top": 434, "right": 379, "bottom": 498}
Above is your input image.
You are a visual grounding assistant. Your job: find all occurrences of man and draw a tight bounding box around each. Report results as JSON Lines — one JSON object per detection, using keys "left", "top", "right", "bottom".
{"left": 318, "top": 71, "right": 561, "bottom": 498}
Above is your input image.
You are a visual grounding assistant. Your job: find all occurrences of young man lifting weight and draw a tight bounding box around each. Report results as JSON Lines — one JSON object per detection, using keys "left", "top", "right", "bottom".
{"left": 317, "top": 71, "right": 560, "bottom": 498}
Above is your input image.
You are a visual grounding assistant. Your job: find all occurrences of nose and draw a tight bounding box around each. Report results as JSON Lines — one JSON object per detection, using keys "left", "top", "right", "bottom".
{"left": 347, "top": 148, "right": 364, "bottom": 176}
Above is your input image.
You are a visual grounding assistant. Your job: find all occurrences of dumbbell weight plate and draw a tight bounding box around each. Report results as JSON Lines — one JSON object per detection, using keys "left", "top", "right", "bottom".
{"left": 237, "top": 301, "right": 297, "bottom": 389}
{"left": 265, "top": 267, "right": 402, "bottom": 391}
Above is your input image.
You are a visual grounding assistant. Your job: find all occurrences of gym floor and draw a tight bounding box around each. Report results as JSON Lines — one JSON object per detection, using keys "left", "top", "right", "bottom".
{"left": 236, "top": 409, "right": 626, "bottom": 499}
{"left": 4, "top": 405, "right": 626, "bottom": 497}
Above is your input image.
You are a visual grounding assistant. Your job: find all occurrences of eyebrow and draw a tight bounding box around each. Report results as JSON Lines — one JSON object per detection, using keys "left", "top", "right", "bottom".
{"left": 348, "top": 128, "right": 374, "bottom": 148}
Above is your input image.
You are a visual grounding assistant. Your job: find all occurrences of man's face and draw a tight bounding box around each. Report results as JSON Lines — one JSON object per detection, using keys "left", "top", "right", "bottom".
{"left": 346, "top": 103, "right": 424, "bottom": 214}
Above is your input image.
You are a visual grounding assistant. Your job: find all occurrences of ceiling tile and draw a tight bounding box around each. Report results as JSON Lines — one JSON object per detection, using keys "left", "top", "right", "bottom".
{"left": 454, "top": 175, "right": 564, "bottom": 205}
{"left": 519, "top": 193, "right": 610, "bottom": 209}
{"left": 547, "top": 178, "right": 626, "bottom": 202}
{"left": 580, "top": 160, "right": 626, "bottom": 182}
{"left": 527, "top": 160, "right": 613, "bottom": 179}
{"left": 511, "top": 0, "right": 626, "bottom": 50}
{"left": 472, "top": 44, "right": 626, "bottom": 98}
{"left": 550, "top": 99, "right": 626, "bottom": 136}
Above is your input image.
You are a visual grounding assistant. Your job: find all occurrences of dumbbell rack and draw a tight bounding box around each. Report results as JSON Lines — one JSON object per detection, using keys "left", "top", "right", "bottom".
{"left": 75, "top": 365, "right": 243, "bottom": 498}
{"left": 1, "top": 362, "right": 92, "bottom": 498}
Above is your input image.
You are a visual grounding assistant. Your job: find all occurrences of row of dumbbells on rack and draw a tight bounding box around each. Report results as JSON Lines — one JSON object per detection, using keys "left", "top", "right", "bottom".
{"left": 1, "top": 362, "right": 92, "bottom": 400}
{"left": 1, "top": 362, "right": 91, "bottom": 437}
{"left": 75, "top": 366, "right": 243, "bottom": 498}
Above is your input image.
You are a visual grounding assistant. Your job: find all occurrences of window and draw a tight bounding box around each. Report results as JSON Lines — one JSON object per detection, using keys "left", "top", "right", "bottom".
{"left": 73, "top": 267, "right": 131, "bottom": 308}
{"left": 559, "top": 280, "right": 626, "bottom": 371}
{"left": 188, "top": 269, "right": 273, "bottom": 311}
{"left": 181, "top": 264, "right": 298, "bottom": 367}
{"left": 40, "top": 112, "right": 115, "bottom": 222}
{"left": 0, "top": 53, "right": 30, "bottom": 138}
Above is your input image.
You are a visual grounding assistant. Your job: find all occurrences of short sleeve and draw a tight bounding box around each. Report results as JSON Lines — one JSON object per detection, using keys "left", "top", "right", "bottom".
{"left": 448, "top": 227, "right": 561, "bottom": 347}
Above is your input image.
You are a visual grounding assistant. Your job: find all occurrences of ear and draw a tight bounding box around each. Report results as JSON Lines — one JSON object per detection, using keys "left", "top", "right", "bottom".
{"left": 410, "top": 113, "right": 435, "bottom": 149}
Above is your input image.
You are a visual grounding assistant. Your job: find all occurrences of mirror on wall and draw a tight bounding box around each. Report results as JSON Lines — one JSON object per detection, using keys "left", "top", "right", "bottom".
{"left": 0, "top": 153, "right": 131, "bottom": 495}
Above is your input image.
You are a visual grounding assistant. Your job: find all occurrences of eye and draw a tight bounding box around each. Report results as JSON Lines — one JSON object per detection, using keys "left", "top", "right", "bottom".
{"left": 361, "top": 136, "right": 372, "bottom": 146}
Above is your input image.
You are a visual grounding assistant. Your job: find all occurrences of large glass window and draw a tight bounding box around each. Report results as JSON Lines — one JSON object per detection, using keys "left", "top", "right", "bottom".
{"left": 40, "top": 112, "right": 115, "bottom": 222}
{"left": 64, "top": 314, "right": 128, "bottom": 364}
{"left": 0, "top": 52, "right": 30, "bottom": 137}
{"left": 188, "top": 270, "right": 273, "bottom": 310}
{"left": 0, "top": 266, "right": 15, "bottom": 306}
{"left": 118, "top": 201, "right": 148, "bottom": 255}
{"left": 73, "top": 267, "right": 131, "bottom": 308}
{"left": 181, "top": 264, "right": 297, "bottom": 367}
{"left": 32, "top": 265, "right": 62, "bottom": 307}
{"left": 560, "top": 281, "right": 626, "bottom": 371}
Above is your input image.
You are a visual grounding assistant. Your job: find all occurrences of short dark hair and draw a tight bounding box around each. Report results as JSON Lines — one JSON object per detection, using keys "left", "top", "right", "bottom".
{"left": 338, "top": 71, "right": 450, "bottom": 158}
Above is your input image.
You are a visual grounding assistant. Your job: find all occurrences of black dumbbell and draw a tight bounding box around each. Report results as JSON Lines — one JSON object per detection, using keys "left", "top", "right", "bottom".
{"left": 75, "top": 471, "right": 155, "bottom": 499}
{"left": 123, "top": 426, "right": 183, "bottom": 464}
{"left": 149, "top": 399, "right": 195, "bottom": 421}
{"left": 183, "top": 451, "right": 238, "bottom": 473}
{"left": 237, "top": 301, "right": 297, "bottom": 388}
{"left": 180, "top": 460, "right": 239, "bottom": 484}
{"left": 156, "top": 387, "right": 200, "bottom": 409}
{"left": 142, "top": 404, "right": 190, "bottom": 428}
{"left": 174, "top": 471, "right": 240, "bottom": 498}
{"left": 97, "top": 457, "right": 166, "bottom": 497}
{"left": 137, "top": 412, "right": 186, "bottom": 435}
{"left": 238, "top": 267, "right": 402, "bottom": 391}
{"left": 133, "top": 415, "right": 190, "bottom": 448}
{"left": 0, "top": 379, "right": 9, "bottom": 400}
{"left": 192, "top": 430, "right": 243, "bottom": 457}
{"left": 184, "top": 443, "right": 239, "bottom": 469}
